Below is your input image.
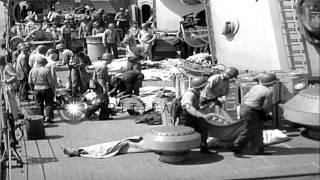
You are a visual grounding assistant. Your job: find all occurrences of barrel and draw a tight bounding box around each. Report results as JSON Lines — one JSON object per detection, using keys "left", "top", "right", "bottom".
{"left": 86, "top": 36, "right": 105, "bottom": 62}
{"left": 25, "top": 115, "right": 45, "bottom": 140}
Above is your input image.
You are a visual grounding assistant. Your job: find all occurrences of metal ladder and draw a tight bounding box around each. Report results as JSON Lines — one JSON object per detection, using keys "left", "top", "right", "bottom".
{"left": 278, "top": 0, "right": 309, "bottom": 73}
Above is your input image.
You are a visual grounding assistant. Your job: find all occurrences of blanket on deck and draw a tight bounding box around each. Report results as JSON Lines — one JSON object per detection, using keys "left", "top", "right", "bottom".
{"left": 79, "top": 136, "right": 148, "bottom": 158}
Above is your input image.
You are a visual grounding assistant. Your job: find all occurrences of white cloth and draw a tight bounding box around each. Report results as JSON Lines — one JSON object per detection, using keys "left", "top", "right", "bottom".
{"left": 79, "top": 136, "right": 147, "bottom": 159}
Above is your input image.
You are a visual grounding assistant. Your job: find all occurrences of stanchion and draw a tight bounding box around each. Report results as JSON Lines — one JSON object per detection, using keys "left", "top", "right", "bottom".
{"left": 175, "top": 74, "right": 181, "bottom": 98}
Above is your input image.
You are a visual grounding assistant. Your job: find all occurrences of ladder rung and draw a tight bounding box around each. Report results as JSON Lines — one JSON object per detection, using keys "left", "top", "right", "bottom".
{"left": 286, "top": 39, "right": 302, "bottom": 43}
{"left": 283, "top": 32, "right": 299, "bottom": 35}
{"left": 285, "top": 43, "right": 302, "bottom": 46}
{"left": 281, "top": 6, "right": 294, "bottom": 9}
{"left": 283, "top": 17, "right": 295, "bottom": 21}
{"left": 282, "top": 20, "right": 296, "bottom": 23}
{"left": 293, "top": 60, "right": 306, "bottom": 63}
{"left": 290, "top": 49, "right": 305, "bottom": 53}
{"left": 294, "top": 64, "right": 306, "bottom": 67}
{"left": 281, "top": 9, "right": 294, "bottom": 12}
{"left": 288, "top": 54, "right": 303, "bottom": 57}
{"left": 286, "top": 28, "right": 300, "bottom": 31}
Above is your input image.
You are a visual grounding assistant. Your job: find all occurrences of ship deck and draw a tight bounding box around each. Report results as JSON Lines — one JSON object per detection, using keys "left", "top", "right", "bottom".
{"left": 10, "top": 111, "right": 320, "bottom": 180}
{"left": 7, "top": 68, "right": 320, "bottom": 180}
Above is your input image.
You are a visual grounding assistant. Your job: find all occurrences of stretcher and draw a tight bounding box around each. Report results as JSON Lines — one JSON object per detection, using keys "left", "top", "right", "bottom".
{"left": 201, "top": 102, "right": 246, "bottom": 141}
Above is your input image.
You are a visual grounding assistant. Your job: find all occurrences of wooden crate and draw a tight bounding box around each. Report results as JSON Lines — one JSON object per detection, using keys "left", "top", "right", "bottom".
{"left": 239, "top": 81, "right": 280, "bottom": 104}
{"left": 276, "top": 73, "right": 308, "bottom": 103}
{"left": 224, "top": 80, "right": 239, "bottom": 118}
{"left": 239, "top": 82, "right": 258, "bottom": 104}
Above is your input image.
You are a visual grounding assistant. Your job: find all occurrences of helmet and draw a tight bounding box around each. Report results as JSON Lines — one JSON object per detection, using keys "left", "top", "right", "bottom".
{"left": 259, "top": 73, "right": 277, "bottom": 86}
{"left": 36, "top": 45, "right": 48, "bottom": 55}
{"left": 85, "top": 15, "right": 91, "bottom": 21}
{"left": 93, "top": 21, "right": 100, "bottom": 27}
{"left": 64, "top": 20, "right": 70, "bottom": 24}
{"left": 224, "top": 67, "right": 239, "bottom": 78}
{"left": 100, "top": 53, "right": 113, "bottom": 61}
{"left": 56, "top": 43, "right": 65, "bottom": 50}
{"left": 19, "top": 43, "right": 29, "bottom": 50}
{"left": 97, "top": 8, "right": 104, "bottom": 14}
{"left": 24, "top": 42, "right": 32, "bottom": 48}
{"left": 191, "top": 77, "right": 208, "bottom": 89}
{"left": 119, "top": 8, "right": 124, "bottom": 11}
{"left": 141, "top": 23, "right": 148, "bottom": 28}
{"left": 108, "top": 23, "right": 115, "bottom": 28}
{"left": 36, "top": 56, "right": 48, "bottom": 66}
{"left": 16, "top": 43, "right": 24, "bottom": 50}
{"left": 46, "top": 48, "right": 58, "bottom": 56}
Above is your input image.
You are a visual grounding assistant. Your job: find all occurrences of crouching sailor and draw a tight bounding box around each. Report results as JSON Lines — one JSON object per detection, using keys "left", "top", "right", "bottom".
{"left": 179, "top": 77, "right": 218, "bottom": 154}
{"left": 82, "top": 53, "right": 113, "bottom": 120}
{"left": 109, "top": 70, "right": 144, "bottom": 97}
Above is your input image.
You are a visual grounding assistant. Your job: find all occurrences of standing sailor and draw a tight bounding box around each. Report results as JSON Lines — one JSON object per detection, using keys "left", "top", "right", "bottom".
{"left": 232, "top": 73, "right": 277, "bottom": 155}
{"left": 15, "top": 43, "right": 31, "bottom": 101}
{"left": 56, "top": 43, "right": 73, "bottom": 92}
{"left": 200, "top": 67, "right": 239, "bottom": 106}
{"left": 61, "top": 20, "right": 72, "bottom": 50}
{"left": 28, "top": 57, "right": 56, "bottom": 123}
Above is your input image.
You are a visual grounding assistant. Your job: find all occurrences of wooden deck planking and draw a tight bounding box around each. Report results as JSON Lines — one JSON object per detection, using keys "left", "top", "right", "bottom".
{"left": 8, "top": 103, "right": 320, "bottom": 180}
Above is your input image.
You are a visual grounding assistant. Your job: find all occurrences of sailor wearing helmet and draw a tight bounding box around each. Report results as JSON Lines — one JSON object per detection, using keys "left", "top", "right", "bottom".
{"left": 92, "top": 21, "right": 105, "bottom": 35}
{"left": 179, "top": 77, "right": 218, "bottom": 154}
{"left": 61, "top": 20, "right": 72, "bottom": 49}
{"left": 28, "top": 57, "right": 56, "bottom": 123}
{"left": 15, "top": 43, "right": 31, "bottom": 101}
{"left": 232, "top": 73, "right": 277, "bottom": 155}
{"left": 200, "top": 67, "right": 239, "bottom": 107}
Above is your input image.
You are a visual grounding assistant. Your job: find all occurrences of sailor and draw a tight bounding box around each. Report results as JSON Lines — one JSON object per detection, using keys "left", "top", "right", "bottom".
{"left": 28, "top": 57, "right": 56, "bottom": 123}
{"left": 179, "top": 77, "right": 217, "bottom": 153}
{"left": 92, "top": 21, "right": 105, "bottom": 35}
{"left": 137, "top": 23, "right": 156, "bottom": 61}
{"left": 126, "top": 45, "right": 144, "bottom": 72}
{"left": 68, "top": 47, "right": 92, "bottom": 97}
{"left": 200, "top": 67, "right": 239, "bottom": 106}
{"left": 83, "top": 53, "right": 113, "bottom": 120}
{"left": 232, "top": 73, "right": 277, "bottom": 155}
{"left": 122, "top": 34, "right": 137, "bottom": 58}
{"left": 114, "top": 8, "right": 129, "bottom": 33}
{"left": 109, "top": 70, "right": 144, "bottom": 97}
{"left": 11, "top": 43, "right": 23, "bottom": 68}
{"left": 0, "top": 54, "right": 19, "bottom": 145}
{"left": 56, "top": 43, "right": 73, "bottom": 91}
{"left": 78, "top": 16, "right": 91, "bottom": 38}
{"left": 45, "top": 48, "right": 60, "bottom": 84}
{"left": 49, "top": 25, "right": 60, "bottom": 40}
{"left": 92, "top": 8, "right": 104, "bottom": 27}
{"left": 29, "top": 45, "right": 47, "bottom": 68}
{"left": 102, "top": 23, "right": 120, "bottom": 59}
{"left": 61, "top": 20, "right": 72, "bottom": 50}
{"left": 127, "top": 21, "right": 140, "bottom": 40}
{"left": 25, "top": 22, "right": 45, "bottom": 41}
{"left": 15, "top": 43, "right": 31, "bottom": 101}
